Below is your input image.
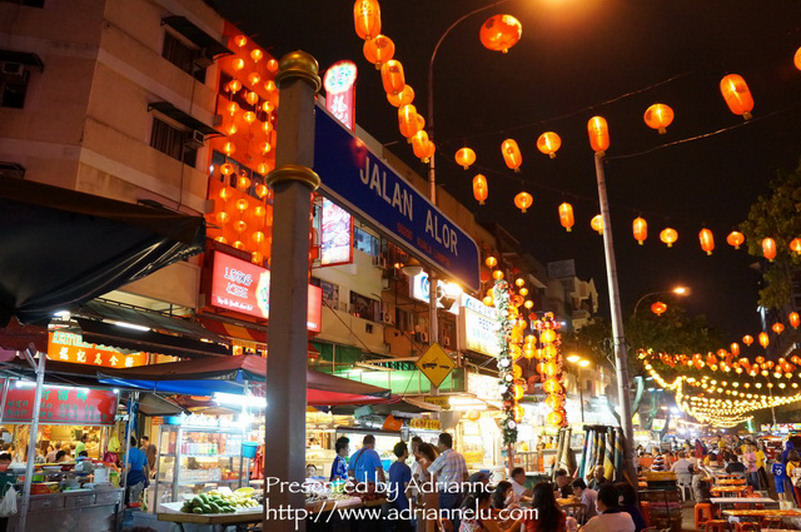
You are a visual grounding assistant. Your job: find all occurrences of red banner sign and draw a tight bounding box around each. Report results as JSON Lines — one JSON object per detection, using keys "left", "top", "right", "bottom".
{"left": 47, "top": 331, "right": 149, "bottom": 368}
{"left": 210, "top": 251, "right": 322, "bottom": 332}
{"left": 3, "top": 383, "right": 118, "bottom": 425}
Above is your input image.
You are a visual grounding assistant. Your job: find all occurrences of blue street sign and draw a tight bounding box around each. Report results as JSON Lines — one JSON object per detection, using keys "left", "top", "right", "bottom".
{"left": 313, "top": 106, "right": 480, "bottom": 291}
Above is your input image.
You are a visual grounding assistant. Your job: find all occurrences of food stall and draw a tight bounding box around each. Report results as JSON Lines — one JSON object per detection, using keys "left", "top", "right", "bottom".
{"left": 0, "top": 378, "right": 126, "bottom": 532}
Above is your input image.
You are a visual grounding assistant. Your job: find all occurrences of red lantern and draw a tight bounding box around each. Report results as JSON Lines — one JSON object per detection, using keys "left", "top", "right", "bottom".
{"left": 479, "top": 14, "right": 522, "bottom": 53}
{"left": 727, "top": 231, "right": 745, "bottom": 249}
{"left": 380, "top": 60, "right": 405, "bottom": 96}
{"left": 501, "top": 139, "right": 522, "bottom": 172}
{"left": 742, "top": 334, "right": 754, "bottom": 346}
{"left": 547, "top": 410, "right": 564, "bottom": 427}
{"left": 514, "top": 191, "right": 533, "bottom": 213}
{"left": 387, "top": 85, "right": 414, "bottom": 107}
{"left": 660, "top": 227, "right": 678, "bottom": 248}
{"left": 587, "top": 116, "right": 610, "bottom": 154}
{"left": 790, "top": 311, "right": 800, "bottom": 329}
{"left": 758, "top": 332, "right": 769, "bottom": 349}
{"left": 398, "top": 104, "right": 420, "bottom": 139}
{"left": 730, "top": 342, "right": 740, "bottom": 357}
{"left": 591, "top": 215, "right": 603, "bottom": 235}
{"left": 558, "top": 203, "right": 574, "bottom": 232}
{"left": 720, "top": 74, "right": 754, "bottom": 120}
{"left": 643, "top": 103, "right": 674, "bottom": 134}
{"left": 455, "top": 147, "right": 476, "bottom": 170}
{"left": 537, "top": 132, "right": 561, "bottom": 158}
{"left": 363, "top": 35, "right": 394, "bottom": 68}
{"left": 411, "top": 131, "right": 435, "bottom": 163}
{"left": 698, "top": 228, "right": 715, "bottom": 255}
{"left": 353, "top": 0, "right": 381, "bottom": 40}
{"left": 790, "top": 238, "right": 801, "bottom": 255}
{"left": 473, "top": 174, "right": 488, "bottom": 205}
{"left": 762, "top": 237, "right": 777, "bottom": 261}
{"left": 773, "top": 322, "right": 785, "bottom": 335}
{"left": 632, "top": 217, "right": 648, "bottom": 245}
{"left": 651, "top": 301, "right": 667, "bottom": 316}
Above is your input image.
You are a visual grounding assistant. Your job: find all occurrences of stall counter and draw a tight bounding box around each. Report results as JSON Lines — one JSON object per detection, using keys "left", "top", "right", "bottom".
{"left": 5, "top": 486, "right": 123, "bottom": 532}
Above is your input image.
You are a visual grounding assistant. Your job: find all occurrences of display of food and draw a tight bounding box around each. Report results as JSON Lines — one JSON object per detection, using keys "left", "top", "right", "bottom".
{"left": 180, "top": 487, "right": 258, "bottom": 514}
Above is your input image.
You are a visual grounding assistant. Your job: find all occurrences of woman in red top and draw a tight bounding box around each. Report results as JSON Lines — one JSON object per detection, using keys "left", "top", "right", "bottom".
{"left": 525, "top": 482, "right": 574, "bottom": 532}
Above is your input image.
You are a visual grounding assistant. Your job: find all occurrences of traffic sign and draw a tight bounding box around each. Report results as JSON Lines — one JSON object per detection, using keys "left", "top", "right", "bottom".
{"left": 416, "top": 343, "right": 455, "bottom": 389}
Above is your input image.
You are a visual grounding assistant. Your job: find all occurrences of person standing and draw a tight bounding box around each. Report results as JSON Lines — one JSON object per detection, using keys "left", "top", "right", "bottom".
{"left": 415, "top": 442, "right": 439, "bottom": 532}
{"left": 347, "top": 434, "right": 385, "bottom": 484}
{"left": 330, "top": 436, "right": 349, "bottom": 481}
{"left": 389, "top": 441, "right": 413, "bottom": 531}
{"left": 74, "top": 433, "right": 88, "bottom": 457}
{"left": 743, "top": 444, "right": 759, "bottom": 489}
{"left": 140, "top": 435, "right": 157, "bottom": 474}
{"left": 428, "top": 432, "right": 468, "bottom": 531}
{"left": 45, "top": 442, "right": 61, "bottom": 463}
{"left": 125, "top": 436, "right": 149, "bottom": 505}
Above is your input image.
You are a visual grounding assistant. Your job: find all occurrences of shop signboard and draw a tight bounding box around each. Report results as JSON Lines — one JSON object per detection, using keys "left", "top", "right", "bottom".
{"left": 467, "top": 372, "right": 500, "bottom": 402}
{"left": 458, "top": 294, "right": 501, "bottom": 357}
{"left": 209, "top": 251, "right": 322, "bottom": 332}
{"left": 47, "top": 331, "right": 149, "bottom": 368}
{"left": 320, "top": 198, "right": 353, "bottom": 266}
{"left": 409, "top": 418, "right": 441, "bottom": 431}
{"left": 323, "top": 60, "right": 357, "bottom": 130}
{"left": 408, "top": 272, "right": 459, "bottom": 314}
{"left": 313, "top": 106, "right": 480, "bottom": 291}
{"left": 2, "top": 382, "right": 117, "bottom": 425}
{"left": 416, "top": 343, "right": 455, "bottom": 388}
{"left": 422, "top": 396, "right": 450, "bottom": 409}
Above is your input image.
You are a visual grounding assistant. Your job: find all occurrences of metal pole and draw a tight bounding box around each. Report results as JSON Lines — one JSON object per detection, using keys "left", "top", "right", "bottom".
{"left": 578, "top": 367, "right": 585, "bottom": 424}
{"left": 19, "top": 349, "right": 45, "bottom": 532}
{"left": 428, "top": 270, "right": 439, "bottom": 396}
{"left": 593, "top": 153, "right": 636, "bottom": 484}
{"left": 264, "top": 51, "right": 321, "bottom": 532}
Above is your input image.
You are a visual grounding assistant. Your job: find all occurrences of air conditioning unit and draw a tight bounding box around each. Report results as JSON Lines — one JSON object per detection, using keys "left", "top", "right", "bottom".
{"left": 442, "top": 336, "right": 451, "bottom": 348}
{"left": 418, "top": 331, "right": 429, "bottom": 344}
{"left": 381, "top": 312, "right": 393, "bottom": 325}
{"left": 1, "top": 62, "right": 25, "bottom": 77}
{"left": 185, "top": 129, "right": 205, "bottom": 149}
{"left": 193, "top": 52, "right": 213, "bottom": 69}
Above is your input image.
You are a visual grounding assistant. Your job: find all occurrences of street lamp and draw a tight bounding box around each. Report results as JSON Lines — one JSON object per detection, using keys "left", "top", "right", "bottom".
{"left": 632, "top": 286, "right": 690, "bottom": 315}
{"left": 566, "top": 354, "right": 590, "bottom": 423}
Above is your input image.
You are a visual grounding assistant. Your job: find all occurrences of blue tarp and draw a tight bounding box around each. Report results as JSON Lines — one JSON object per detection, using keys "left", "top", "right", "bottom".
{"left": 98, "top": 377, "right": 246, "bottom": 395}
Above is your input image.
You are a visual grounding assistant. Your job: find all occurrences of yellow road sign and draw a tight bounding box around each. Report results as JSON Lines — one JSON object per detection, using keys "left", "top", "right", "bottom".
{"left": 416, "top": 343, "right": 455, "bottom": 389}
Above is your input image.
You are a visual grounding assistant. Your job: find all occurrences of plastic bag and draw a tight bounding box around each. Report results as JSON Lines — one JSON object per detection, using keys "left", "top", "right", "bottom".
{"left": 0, "top": 486, "right": 17, "bottom": 516}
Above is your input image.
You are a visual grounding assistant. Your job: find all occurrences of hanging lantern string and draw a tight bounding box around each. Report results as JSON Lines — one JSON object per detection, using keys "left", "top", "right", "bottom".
{"left": 606, "top": 103, "right": 801, "bottom": 161}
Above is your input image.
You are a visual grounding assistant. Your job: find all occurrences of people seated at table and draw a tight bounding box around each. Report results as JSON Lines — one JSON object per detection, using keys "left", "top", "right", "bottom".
{"left": 578, "top": 484, "right": 635, "bottom": 532}
{"left": 587, "top": 466, "right": 608, "bottom": 490}
{"left": 554, "top": 469, "right": 573, "bottom": 498}
{"left": 670, "top": 451, "right": 694, "bottom": 487}
{"left": 615, "top": 482, "right": 647, "bottom": 532}
{"left": 691, "top": 464, "right": 712, "bottom": 503}
{"left": 525, "top": 482, "right": 576, "bottom": 532}
{"left": 509, "top": 467, "right": 533, "bottom": 503}
{"left": 492, "top": 481, "right": 515, "bottom": 510}
{"left": 637, "top": 450, "right": 653, "bottom": 471}
{"left": 571, "top": 478, "right": 598, "bottom": 520}
{"left": 459, "top": 490, "right": 524, "bottom": 532}
{"left": 725, "top": 453, "right": 746, "bottom": 474}
{"left": 787, "top": 449, "right": 801, "bottom": 503}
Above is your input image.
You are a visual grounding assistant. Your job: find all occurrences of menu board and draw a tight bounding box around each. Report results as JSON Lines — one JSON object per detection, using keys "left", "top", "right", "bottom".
{"left": 2, "top": 381, "right": 118, "bottom": 425}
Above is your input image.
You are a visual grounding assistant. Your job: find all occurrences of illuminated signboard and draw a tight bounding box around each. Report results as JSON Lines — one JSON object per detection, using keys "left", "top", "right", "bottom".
{"left": 3, "top": 381, "right": 118, "bottom": 425}
{"left": 48, "top": 331, "right": 149, "bottom": 368}
{"left": 323, "top": 60, "right": 357, "bottom": 130}
{"left": 210, "top": 251, "right": 322, "bottom": 332}
{"left": 408, "top": 272, "right": 459, "bottom": 314}
{"left": 458, "top": 294, "right": 501, "bottom": 357}
{"left": 320, "top": 198, "right": 353, "bottom": 266}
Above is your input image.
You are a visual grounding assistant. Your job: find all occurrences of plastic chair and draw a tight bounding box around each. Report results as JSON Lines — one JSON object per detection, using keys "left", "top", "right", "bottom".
{"left": 734, "top": 523, "right": 758, "bottom": 532}
{"left": 704, "top": 520, "right": 731, "bottom": 532}
{"left": 695, "top": 502, "right": 714, "bottom": 529}
{"left": 639, "top": 500, "right": 651, "bottom": 527}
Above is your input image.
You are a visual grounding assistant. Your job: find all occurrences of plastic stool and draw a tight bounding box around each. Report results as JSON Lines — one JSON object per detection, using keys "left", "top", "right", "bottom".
{"left": 734, "top": 523, "right": 758, "bottom": 532}
{"left": 704, "top": 520, "right": 731, "bottom": 532}
{"left": 695, "top": 502, "right": 714, "bottom": 529}
{"left": 639, "top": 500, "right": 651, "bottom": 527}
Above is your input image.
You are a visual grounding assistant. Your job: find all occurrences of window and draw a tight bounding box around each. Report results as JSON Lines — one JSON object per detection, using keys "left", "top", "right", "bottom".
{"left": 0, "top": 0, "right": 44, "bottom": 6}
{"left": 350, "top": 291, "right": 380, "bottom": 322}
{"left": 162, "top": 32, "right": 206, "bottom": 82}
{"left": 319, "top": 280, "right": 340, "bottom": 311}
{"left": 0, "top": 69, "right": 29, "bottom": 108}
{"left": 354, "top": 227, "right": 380, "bottom": 257}
{"left": 150, "top": 118, "right": 197, "bottom": 166}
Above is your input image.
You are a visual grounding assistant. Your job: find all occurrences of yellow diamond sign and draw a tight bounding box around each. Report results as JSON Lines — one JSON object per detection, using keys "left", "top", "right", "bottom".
{"left": 416, "top": 343, "right": 455, "bottom": 389}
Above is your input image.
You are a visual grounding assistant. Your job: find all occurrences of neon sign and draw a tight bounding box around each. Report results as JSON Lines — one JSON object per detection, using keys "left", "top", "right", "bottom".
{"left": 323, "top": 60, "right": 357, "bottom": 130}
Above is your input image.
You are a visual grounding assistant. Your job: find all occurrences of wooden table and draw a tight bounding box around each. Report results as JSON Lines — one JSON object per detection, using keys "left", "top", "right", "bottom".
{"left": 722, "top": 508, "right": 801, "bottom": 527}
{"left": 716, "top": 478, "right": 747, "bottom": 485}
{"left": 710, "top": 485, "right": 749, "bottom": 497}
{"left": 710, "top": 497, "right": 777, "bottom": 506}
{"left": 557, "top": 497, "right": 580, "bottom": 507}
{"left": 157, "top": 501, "right": 263, "bottom": 531}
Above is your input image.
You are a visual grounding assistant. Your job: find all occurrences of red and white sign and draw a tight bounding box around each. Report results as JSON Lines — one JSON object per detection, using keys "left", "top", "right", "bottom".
{"left": 48, "top": 331, "right": 149, "bottom": 368}
{"left": 2, "top": 381, "right": 118, "bottom": 425}
{"left": 323, "top": 60, "right": 357, "bottom": 130}
{"left": 210, "top": 251, "right": 322, "bottom": 332}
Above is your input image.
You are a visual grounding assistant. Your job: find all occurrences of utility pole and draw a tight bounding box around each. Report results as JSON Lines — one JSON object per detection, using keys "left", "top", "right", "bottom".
{"left": 264, "top": 51, "right": 321, "bottom": 532}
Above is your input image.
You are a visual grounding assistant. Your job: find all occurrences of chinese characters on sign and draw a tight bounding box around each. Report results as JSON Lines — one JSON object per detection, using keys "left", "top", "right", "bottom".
{"left": 458, "top": 294, "right": 502, "bottom": 357}
{"left": 48, "top": 331, "right": 149, "bottom": 368}
{"left": 2, "top": 382, "right": 118, "bottom": 425}
{"left": 323, "top": 60, "right": 357, "bottom": 130}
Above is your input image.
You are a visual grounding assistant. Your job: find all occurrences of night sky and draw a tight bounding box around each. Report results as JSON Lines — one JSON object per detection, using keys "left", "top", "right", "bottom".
{"left": 213, "top": 0, "right": 801, "bottom": 341}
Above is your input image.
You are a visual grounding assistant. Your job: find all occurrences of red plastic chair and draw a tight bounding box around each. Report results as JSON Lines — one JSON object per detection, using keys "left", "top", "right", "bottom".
{"left": 734, "top": 523, "right": 758, "bottom": 532}
{"left": 695, "top": 502, "right": 714, "bottom": 529}
{"left": 639, "top": 500, "right": 651, "bottom": 527}
{"left": 704, "top": 520, "right": 731, "bottom": 532}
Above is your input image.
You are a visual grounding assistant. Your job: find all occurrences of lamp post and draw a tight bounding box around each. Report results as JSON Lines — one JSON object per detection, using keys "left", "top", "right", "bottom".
{"left": 566, "top": 354, "right": 591, "bottom": 424}
{"left": 632, "top": 286, "right": 690, "bottom": 316}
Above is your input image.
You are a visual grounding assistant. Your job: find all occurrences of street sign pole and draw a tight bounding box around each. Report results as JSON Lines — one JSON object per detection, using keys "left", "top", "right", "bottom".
{"left": 264, "top": 51, "right": 321, "bottom": 532}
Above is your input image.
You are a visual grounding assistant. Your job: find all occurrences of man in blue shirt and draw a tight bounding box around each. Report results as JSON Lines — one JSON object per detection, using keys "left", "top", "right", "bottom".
{"left": 389, "top": 441, "right": 412, "bottom": 530}
{"left": 126, "top": 436, "right": 148, "bottom": 505}
{"left": 347, "top": 434, "right": 385, "bottom": 484}
{"left": 330, "top": 436, "right": 350, "bottom": 481}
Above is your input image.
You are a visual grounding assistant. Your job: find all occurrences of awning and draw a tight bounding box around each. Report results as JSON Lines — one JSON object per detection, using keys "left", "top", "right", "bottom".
{"left": 148, "top": 101, "right": 218, "bottom": 136}
{"left": 74, "top": 300, "right": 229, "bottom": 358}
{"left": 199, "top": 316, "right": 266, "bottom": 344}
{"left": 98, "top": 354, "right": 396, "bottom": 406}
{"left": 0, "top": 49, "right": 44, "bottom": 70}
{"left": 161, "top": 16, "right": 231, "bottom": 57}
{"left": 0, "top": 319, "right": 47, "bottom": 352}
{"left": 0, "top": 176, "right": 205, "bottom": 326}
